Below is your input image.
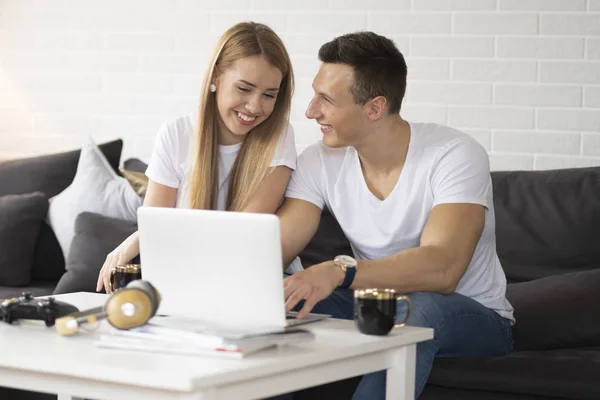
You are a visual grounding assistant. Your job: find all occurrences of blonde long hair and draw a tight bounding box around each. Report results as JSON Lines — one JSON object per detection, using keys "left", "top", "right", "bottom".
{"left": 188, "top": 22, "right": 294, "bottom": 211}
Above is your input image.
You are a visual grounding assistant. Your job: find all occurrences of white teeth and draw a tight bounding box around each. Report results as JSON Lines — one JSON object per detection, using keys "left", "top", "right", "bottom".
{"left": 236, "top": 112, "right": 256, "bottom": 122}
{"left": 320, "top": 124, "right": 332, "bottom": 129}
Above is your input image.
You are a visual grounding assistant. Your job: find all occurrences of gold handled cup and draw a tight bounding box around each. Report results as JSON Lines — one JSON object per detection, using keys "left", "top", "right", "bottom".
{"left": 109, "top": 264, "right": 142, "bottom": 293}
{"left": 354, "top": 288, "right": 412, "bottom": 335}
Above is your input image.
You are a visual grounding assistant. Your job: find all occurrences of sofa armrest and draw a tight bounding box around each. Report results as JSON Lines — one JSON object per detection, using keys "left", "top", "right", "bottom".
{"left": 507, "top": 268, "right": 600, "bottom": 351}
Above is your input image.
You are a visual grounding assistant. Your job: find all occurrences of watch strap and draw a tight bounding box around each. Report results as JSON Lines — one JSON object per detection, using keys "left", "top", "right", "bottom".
{"left": 339, "top": 265, "right": 356, "bottom": 289}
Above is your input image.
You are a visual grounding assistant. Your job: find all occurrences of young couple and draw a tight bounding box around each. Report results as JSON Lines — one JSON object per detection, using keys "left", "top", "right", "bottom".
{"left": 96, "top": 22, "right": 514, "bottom": 399}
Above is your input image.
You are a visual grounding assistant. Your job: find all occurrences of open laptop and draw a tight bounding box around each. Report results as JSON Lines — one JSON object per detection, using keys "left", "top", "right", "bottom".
{"left": 137, "top": 207, "right": 329, "bottom": 335}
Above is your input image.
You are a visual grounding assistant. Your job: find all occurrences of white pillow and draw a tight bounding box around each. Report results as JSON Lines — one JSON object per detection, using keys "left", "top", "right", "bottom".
{"left": 47, "top": 137, "right": 142, "bottom": 258}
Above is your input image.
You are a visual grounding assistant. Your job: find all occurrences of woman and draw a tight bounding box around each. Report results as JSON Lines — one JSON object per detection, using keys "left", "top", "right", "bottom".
{"left": 97, "top": 22, "right": 296, "bottom": 293}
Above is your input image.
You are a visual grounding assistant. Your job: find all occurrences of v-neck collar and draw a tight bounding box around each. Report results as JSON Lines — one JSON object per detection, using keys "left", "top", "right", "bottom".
{"left": 355, "top": 121, "right": 414, "bottom": 205}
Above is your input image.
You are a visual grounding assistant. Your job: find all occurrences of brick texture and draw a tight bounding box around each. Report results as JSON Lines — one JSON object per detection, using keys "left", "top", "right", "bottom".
{"left": 0, "top": 0, "right": 598, "bottom": 170}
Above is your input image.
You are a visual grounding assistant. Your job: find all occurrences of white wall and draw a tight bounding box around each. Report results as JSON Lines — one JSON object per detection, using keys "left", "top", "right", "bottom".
{"left": 0, "top": 0, "right": 599, "bottom": 170}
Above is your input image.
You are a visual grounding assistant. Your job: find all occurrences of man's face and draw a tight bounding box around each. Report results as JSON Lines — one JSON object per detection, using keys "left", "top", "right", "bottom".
{"left": 305, "top": 63, "right": 368, "bottom": 148}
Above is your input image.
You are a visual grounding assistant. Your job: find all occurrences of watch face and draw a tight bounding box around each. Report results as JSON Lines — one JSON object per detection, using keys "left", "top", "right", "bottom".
{"left": 335, "top": 255, "right": 356, "bottom": 268}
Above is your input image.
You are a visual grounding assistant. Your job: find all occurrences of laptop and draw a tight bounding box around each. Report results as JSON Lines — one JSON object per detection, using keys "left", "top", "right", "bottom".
{"left": 137, "top": 207, "right": 329, "bottom": 335}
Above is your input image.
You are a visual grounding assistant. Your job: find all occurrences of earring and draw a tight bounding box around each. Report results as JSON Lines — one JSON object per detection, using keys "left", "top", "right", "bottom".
{"left": 209, "top": 83, "right": 216, "bottom": 93}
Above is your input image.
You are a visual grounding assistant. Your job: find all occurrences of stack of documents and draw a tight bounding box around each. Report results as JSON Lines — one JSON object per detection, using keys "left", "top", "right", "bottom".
{"left": 94, "top": 321, "right": 315, "bottom": 359}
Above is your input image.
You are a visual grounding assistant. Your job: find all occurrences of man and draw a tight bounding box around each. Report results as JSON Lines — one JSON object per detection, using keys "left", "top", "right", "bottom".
{"left": 278, "top": 31, "right": 515, "bottom": 399}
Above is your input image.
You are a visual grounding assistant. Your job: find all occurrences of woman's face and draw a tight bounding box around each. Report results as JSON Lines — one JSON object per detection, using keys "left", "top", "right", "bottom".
{"left": 214, "top": 55, "right": 283, "bottom": 145}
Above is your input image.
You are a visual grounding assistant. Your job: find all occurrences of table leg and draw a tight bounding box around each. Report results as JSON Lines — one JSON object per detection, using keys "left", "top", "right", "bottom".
{"left": 386, "top": 344, "right": 416, "bottom": 400}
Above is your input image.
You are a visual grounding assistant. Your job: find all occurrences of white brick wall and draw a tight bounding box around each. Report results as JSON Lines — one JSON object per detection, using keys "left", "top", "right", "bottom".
{"left": 0, "top": 0, "right": 599, "bottom": 170}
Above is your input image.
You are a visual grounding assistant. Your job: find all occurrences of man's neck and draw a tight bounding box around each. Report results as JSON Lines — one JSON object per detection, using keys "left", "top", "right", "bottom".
{"left": 355, "top": 115, "right": 411, "bottom": 176}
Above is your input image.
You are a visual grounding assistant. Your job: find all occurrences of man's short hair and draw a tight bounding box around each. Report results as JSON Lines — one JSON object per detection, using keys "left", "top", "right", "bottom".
{"left": 318, "top": 31, "right": 407, "bottom": 114}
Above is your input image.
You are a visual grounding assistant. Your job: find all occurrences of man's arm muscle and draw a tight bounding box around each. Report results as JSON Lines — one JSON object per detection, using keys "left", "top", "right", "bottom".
{"left": 352, "top": 203, "right": 485, "bottom": 293}
{"left": 277, "top": 198, "right": 323, "bottom": 267}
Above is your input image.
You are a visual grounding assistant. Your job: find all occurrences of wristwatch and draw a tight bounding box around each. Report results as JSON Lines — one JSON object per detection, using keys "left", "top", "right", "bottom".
{"left": 333, "top": 255, "right": 357, "bottom": 289}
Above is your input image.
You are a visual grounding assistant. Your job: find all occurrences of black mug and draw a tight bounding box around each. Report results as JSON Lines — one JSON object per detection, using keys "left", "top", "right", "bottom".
{"left": 110, "top": 264, "right": 142, "bottom": 292}
{"left": 354, "top": 288, "right": 411, "bottom": 336}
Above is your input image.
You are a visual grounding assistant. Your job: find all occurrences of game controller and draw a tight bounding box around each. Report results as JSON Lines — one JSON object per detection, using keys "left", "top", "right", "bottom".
{"left": 0, "top": 293, "right": 79, "bottom": 327}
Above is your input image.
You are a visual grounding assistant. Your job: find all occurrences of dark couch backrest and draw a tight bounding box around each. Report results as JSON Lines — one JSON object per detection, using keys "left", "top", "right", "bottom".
{"left": 492, "top": 167, "right": 600, "bottom": 283}
{"left": 298, "top": 209, "right": 353, "bottom": 268}
{"left": 300, "top": 167, "right": 600, "bottom": 283}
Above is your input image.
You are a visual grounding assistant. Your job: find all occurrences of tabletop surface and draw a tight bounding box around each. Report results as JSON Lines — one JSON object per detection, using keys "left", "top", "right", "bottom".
{"left": 0, "top": 292, "right": 433, "bottom": 392}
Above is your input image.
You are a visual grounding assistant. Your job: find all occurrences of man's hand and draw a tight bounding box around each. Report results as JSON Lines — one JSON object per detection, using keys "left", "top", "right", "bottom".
{"left": 284, "top": 261, "right": 344, "bottom": 319}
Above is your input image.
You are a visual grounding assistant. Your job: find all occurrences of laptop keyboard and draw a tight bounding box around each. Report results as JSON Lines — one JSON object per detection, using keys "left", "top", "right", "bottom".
{"left": 286, "top": 312, "right": 298, "bottom": 320}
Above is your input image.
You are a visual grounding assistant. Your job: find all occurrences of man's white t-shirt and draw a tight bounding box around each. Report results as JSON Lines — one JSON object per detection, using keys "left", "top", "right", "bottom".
{"left": 146, "top": 114, "right": 297, "bottom": 210}
{"left": 286, "top": 121, "right": 515, "bottom": 322}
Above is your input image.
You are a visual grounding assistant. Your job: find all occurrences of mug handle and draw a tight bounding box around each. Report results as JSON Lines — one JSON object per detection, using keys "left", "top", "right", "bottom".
{"left": 394, "top": 295, "right": 412, "bottom": 328}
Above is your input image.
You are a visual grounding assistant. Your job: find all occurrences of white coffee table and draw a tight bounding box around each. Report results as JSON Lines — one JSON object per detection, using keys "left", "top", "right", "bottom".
{"left": 0, "top": 292, "right": 433, "bottom": 400}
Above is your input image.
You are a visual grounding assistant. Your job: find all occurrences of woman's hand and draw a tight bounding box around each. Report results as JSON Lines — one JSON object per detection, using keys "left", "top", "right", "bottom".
{"left": 96, "top": 231, "right": 140, "bottom": 294}
{"left": 96, "top": 179, "right": 177, "bottom": 293}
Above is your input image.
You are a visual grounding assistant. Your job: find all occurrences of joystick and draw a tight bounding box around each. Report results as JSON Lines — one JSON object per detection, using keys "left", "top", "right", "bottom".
{"left": 0, "top": 292, "right": 79, "bottom": 327}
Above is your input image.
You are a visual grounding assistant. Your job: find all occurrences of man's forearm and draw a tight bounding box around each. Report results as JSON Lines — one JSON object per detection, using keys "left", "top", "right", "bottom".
{"left": 282, "top": 239, "right": 303, "bottom": 268}
{"left": 277, "top": 198, "right": 323, "bottom": 270}
{"left": 351, "top": 245, "right": 464, "bottom": 294}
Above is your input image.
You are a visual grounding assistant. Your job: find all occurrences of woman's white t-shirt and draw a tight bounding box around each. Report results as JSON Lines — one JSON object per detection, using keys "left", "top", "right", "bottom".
{"left": 145, "top": 114, "right": 297, "bottom": 210}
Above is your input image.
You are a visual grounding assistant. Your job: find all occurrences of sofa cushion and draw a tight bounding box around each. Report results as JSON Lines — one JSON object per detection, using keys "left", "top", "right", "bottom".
{"left": 47, "top": 137, "right": 140, "bottom": 259}
{"left": 0, "top": 281, "right": 57, "bottom": 299}
{"left": 120, "top": 168, "right": 149, "bottom": 198}
{"left": 122, "top": 158, "right": 148, "bottom": 174}
{"left": 0, "top": 193, "right": 49, "bottom": 286}
{"left": 0, "top": 139, "right": 123, "bottom": 198}
{"left": 492, "top": 167, "right": 600, "bottom": 283}
{"left": 506, "top": 269, "right": 600, "bottom": 352}
{"left": 421, "top": 384, "right": 548, "bottom": 400}
{"left": 31, "top": 223, "right": 66, "bottom": 282}
{"left": 429, "top": 348, "right": 600, "bottom": 400}
{"left": 121, "top": 158, "right": 149, "bottom": 197}
{"left": 0, "top": 140, "right": 124, "bottom": 283}
{"left": 54, "top": 212, "right": 137, "bottom": 295}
